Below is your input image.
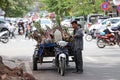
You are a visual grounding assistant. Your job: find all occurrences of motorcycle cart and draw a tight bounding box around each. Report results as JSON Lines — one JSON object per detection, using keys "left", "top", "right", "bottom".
{"left": 32, "top": 42, "right": 74, "bottom": 76}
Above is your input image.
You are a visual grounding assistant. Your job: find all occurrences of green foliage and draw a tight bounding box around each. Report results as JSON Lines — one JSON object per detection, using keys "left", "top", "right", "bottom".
{"left": 42, "top": 0, "right": 105, "bottom": 17}
{"left": 41, "top": 0, "right": 73, "bottom": 26}
{"left": 33, "top": 21, "right": 45, "bottom": 35}
{"left": 71, "top": 0, "right": 104, "bottom": 16}
{"left": 42, "top": 0, "right": 72, "bottom": 17}
{"left": 0, "top": 0, "right": 33, "bottom": 17}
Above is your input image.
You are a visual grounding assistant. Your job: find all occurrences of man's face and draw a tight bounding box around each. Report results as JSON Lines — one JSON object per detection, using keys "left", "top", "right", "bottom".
{"left": 72, "top": 23, "right": 77, "bottom": 29}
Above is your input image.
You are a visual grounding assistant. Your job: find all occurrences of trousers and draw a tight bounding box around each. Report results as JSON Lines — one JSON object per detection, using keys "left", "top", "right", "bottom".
{"left": 74, "top": 49, "right": 83, "bottom": 71}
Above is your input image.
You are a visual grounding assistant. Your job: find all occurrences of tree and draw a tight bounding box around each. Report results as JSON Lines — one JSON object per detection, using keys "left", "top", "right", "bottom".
{"left": 42, "top": 0, "right": 105, "bottom": 17}
{"left": 41, "top": 0, "right": 73, "bottom": 26}
{"left": 0, "top": 0, "right": 34, "bottom": 17}
{"left": 70, "top": 0, "right": 104, "bottom": 16}
{"left": 40, "top": 0, "right": 106, "bottom": 28}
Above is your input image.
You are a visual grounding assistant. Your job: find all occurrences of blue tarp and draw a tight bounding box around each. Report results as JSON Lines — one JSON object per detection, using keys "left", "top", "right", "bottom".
{"left": 38, "top": 43, "right": 57, "bottom": 55}
{"left": 38, "top": 43, "right": 73, "bottom": 55}
{"left": 39, "top": 43, "right": 57, "bottom": 48}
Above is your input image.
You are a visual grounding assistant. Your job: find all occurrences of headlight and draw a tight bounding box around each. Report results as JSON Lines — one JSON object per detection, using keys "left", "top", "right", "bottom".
{"left": 57, "top": 41, "right": 68, "bottom": 47}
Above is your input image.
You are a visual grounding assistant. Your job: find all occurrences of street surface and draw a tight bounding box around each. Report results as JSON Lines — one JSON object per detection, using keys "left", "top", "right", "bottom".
{"left": 0, "top": 35, "right": 120, "bottom": 80}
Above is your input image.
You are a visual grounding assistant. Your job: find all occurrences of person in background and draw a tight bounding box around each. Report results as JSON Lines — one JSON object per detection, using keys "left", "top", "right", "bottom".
{"left": 18, "top": 21, "right": 21, "bottom": 35}
{"left": 18, "top": 20, "right": 25, "bottom": 35}
{"left": 71, "top": 21, "right": 84, "bottom": 74}
{"left": 9, "top": 22, "right": 16, "bottom": 39}
{"left": 25, "top": 22, "right": 31, "bottom": 38}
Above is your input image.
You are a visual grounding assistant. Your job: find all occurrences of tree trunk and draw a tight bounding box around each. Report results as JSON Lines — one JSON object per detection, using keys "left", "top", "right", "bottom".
{"left": 3, "top": 0, "right": 10, "bottom": 17}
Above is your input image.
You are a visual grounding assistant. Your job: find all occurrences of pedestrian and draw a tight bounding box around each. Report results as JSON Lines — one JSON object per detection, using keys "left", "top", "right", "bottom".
{"left": 25, "top": 22, "right": 31, "bottom": 38}
{"left": 21, "top": 22, "right": 25, "bottom": 34}
{"left": 18, "top": 20, "right": 25, "bottom": 35}
{"left": 9, "top": 22, "right": 16, "bottom": 39}
{"left": 71, "top": 20, "right": 84, "bottom": 74}
{"left": 18, "top": 21, "right": 21, "bottom": 35}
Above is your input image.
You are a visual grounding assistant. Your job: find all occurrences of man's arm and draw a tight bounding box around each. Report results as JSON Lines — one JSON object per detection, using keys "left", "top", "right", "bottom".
{"left": 74, "top": 29, "right": 84, "bottom": 38}
{"left": 108, "top": 27, "right": 114, "bottom": 33}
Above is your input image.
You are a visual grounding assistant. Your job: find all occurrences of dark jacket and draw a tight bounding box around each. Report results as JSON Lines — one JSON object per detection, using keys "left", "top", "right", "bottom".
{"left": 73, "top": 27, "right": 84, "bottom": 51}
{"left": 103, "top": 29, "right": 111, "bottom": 34}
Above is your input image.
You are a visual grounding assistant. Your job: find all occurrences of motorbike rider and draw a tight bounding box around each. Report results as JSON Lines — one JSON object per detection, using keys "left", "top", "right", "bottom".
{"left": 113, "top": 24, "right": 120, "bottom": 44}
{"left": 103, "top": 21, "right": 115, "bottom": 43}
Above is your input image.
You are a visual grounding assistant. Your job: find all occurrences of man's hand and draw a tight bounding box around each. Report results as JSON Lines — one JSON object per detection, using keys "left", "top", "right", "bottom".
{"left": 73, "top": 35, "right": 76, "bottom": 38}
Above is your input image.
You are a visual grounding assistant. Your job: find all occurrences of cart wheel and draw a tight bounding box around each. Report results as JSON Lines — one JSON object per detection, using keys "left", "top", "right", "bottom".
{"left": 33, "top": 56, "right": 38, "bottom": 70}
{"left": 59, "top": 57, "right": 66, "bottom": 76}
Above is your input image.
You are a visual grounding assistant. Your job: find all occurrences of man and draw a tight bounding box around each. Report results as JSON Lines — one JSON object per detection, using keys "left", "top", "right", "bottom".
{"left": 103, "top": 21, "right": 114, "bottom": 34}
{"left": 103, "top": 21, "right": 115, "bottom": 43}
{"left": 9, "top": 22, "right": 16, "bottom": 39}
{"left": 71, "top": 21, "right": 84, "bottom": 74}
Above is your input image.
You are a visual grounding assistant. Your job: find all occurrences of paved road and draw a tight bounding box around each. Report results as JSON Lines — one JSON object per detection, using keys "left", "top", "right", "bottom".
{"left": 0, "top": 35, "right": 120, "bottom": 80}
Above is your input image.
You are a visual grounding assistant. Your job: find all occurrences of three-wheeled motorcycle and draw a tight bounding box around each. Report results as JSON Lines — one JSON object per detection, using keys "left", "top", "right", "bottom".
{"left": 33, "top": 41, "right": 73, "bottom": 76}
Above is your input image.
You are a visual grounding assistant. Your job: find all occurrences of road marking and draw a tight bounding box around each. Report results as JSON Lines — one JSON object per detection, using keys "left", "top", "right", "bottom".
{"left": 85, "top": 56, "right": 97, "bottom": 62}
{"left": 24, "top": 62, "right": 33, "bottom": 75}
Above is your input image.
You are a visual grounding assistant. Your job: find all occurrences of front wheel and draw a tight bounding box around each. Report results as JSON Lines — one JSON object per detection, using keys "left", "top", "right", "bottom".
{"left": 59, "top": 57, "right": 66, "bottom": 76}
{"left": 97, "top": 39, "right": 106, "bottom": 48}
{"left": 85, "top": 34, "right": 93, "bottom": 41}
{"left": 1, "top": 34, "right": 9, "bottom": 43}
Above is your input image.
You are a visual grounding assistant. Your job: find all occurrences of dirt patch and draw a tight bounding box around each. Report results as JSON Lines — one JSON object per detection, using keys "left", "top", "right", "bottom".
{"left": 0, "top": 56, "right": 36, "bottom": 80}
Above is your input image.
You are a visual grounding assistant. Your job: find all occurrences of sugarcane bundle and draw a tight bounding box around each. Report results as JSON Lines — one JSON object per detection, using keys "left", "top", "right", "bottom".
{"left": 30, "top": 20, "right": 73, "bottom": 44}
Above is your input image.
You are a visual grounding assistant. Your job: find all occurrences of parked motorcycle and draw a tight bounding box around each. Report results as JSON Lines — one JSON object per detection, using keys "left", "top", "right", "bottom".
{"left": 85, "top": 29, "right": 97, "bottom": 41}
{"left": 0, "top": 31, "right": 9, "bottom": 43}
{"left": 54, "top": 41, "right": 69, "bottom": 76}
{"left": 97, "top": 31, "right": 120, "bottom": 48}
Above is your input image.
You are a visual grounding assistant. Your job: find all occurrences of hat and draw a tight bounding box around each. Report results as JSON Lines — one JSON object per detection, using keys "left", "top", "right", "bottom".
{"left": 106, "top": 21, "right": 111, "bottom": 26}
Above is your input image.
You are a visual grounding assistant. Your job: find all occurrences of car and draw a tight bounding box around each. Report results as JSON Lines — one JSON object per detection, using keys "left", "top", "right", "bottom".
{"left": 0, "top": 19, "right": 10, "bottom": 32}
{"left": 61, "top": 16, "right": 86, "bottom": 28}
{"left": 89, "top": 17, "right": 120, "bottom": 33}
{"left": 84, "top": 14, "right": 103, "bottom": 33}
{"left": 40, "top": 18, "right": 53, "bottom": 30}
{"left": 89, "top": 17, "right": 120, "bottom": 32}
{"left": 61, "top": 19, "right": 71, "bottom": 27}
{"left": 72, "top": 16, "right": 86, "bottom": 28}
{"left": 89, "top": 16, "right": 110, "bottom": 31}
